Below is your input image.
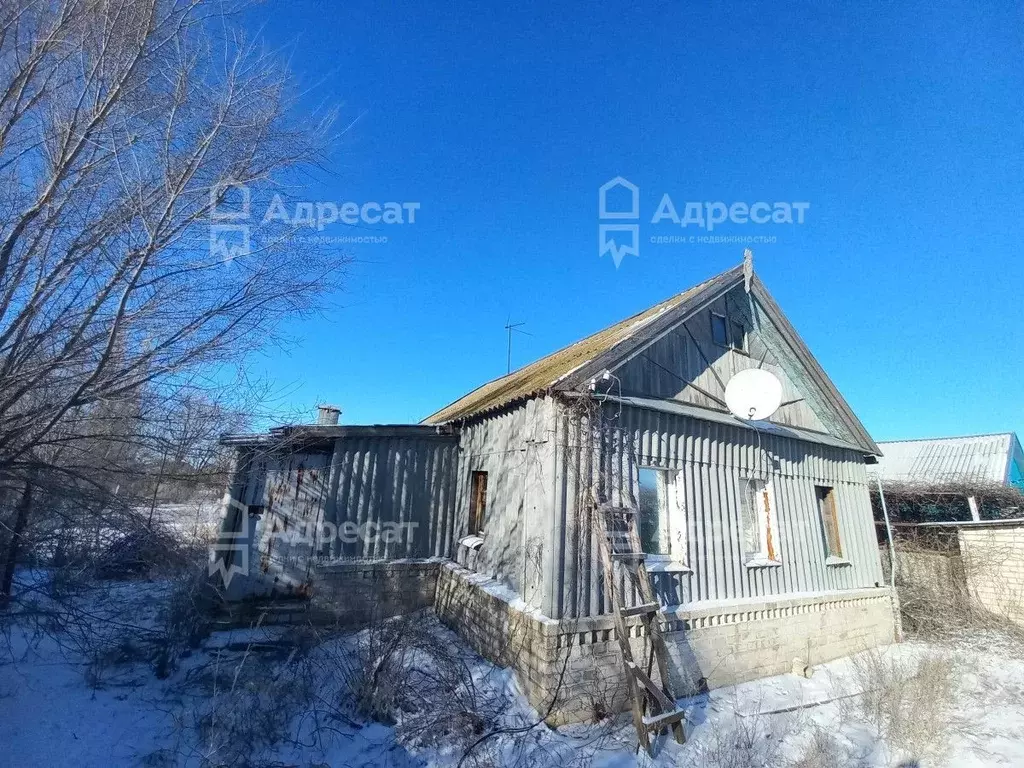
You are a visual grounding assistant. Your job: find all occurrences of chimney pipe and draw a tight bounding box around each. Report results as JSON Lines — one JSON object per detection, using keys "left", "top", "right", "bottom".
{"left": 316, "top": 404, "right": 341, "bottom": 426}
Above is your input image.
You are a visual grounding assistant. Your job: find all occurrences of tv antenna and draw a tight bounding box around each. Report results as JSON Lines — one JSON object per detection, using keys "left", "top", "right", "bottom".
{"left": 504, "top": 318, "right": 531, "bottom": 374}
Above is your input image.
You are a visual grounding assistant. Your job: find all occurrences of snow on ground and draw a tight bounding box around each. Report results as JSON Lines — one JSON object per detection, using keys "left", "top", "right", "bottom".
{"left": 147, "top": 499, "right": 224, "bottom": 541}
{"left": 3, "top": 576, "right": 1024, "bottom": 767}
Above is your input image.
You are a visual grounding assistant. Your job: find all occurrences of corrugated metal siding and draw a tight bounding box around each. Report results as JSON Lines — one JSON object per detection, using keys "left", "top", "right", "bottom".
{"left": 455, "top": 397, "right": 556, "bottom": 605}
{"left": 873, "top": 434, "right": 1015, "bottom": 485}
{"left": 551, "top": 402, "right": 884, "bottom": 619}
{"left": 322, "top": 434, "right": 459, "bottom": 560}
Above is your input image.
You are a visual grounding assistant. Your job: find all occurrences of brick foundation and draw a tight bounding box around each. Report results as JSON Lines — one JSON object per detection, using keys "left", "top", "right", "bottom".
{"left": 310, "top": 559, "right": 443, "bottom": 623}
{"left": 435, "top": 562, "right": 898, "bottom": 725}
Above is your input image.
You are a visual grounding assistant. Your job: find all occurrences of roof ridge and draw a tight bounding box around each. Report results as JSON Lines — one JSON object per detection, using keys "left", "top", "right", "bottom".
{"left": 878, "top": 433, "right": 1015, "bottom": 444}
{"left": 422, "top": 263, "right": 744, "bottom": 424}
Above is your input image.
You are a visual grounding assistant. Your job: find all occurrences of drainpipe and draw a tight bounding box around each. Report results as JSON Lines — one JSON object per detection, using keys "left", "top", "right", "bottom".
{"left": 967, "top": 495, "right": 981, "bottom": 522}
{"left": 875, "top": 474, "right": 896, "bottom": 590}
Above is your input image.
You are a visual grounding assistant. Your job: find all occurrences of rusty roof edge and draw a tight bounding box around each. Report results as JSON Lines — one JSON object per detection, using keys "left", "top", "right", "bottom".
{"left": 554, "top": 265, "right": 745, "bottom": 392}
{"left": 424, "top": 392, "right": 543, "bottom": 427}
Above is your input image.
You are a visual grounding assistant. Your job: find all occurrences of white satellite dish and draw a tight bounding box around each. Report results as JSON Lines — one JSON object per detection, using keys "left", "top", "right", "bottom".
{"left": 725, "top": 368, "right": 783, "bottom": 421}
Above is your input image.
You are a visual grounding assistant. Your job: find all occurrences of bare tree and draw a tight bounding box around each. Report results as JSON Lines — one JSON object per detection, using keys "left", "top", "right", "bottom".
{"left": 0, "top": 0, "right": 345, "bottom": 602}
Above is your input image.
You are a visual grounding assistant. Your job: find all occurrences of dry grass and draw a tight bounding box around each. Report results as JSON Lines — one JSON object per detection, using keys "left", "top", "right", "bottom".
{"left": 842, "top": 648, "right": 958, "bottom": 766}
{"left": 183, "top": 652, "right": 315, "bottom": 768}
{"left": 690, "top": 703, "right": 800, "bottom": 768}
{"left": 790, "top": 725, "right": 851, "bottom": 768}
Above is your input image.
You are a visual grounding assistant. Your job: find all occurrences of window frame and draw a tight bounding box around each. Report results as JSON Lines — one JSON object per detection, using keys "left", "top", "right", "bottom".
{"left": 469, "top": 470, "right": 488, "bottom": 535}
{"left": 711, "top": 312, "right": 729, "bottom": 347}
{"left": 635, "top": 465, "right": 690, "bottom": 571}
{"left": 815, "top": 485, "right": 848, "bottom": 564}
{"left": 739, "top": 476, "right": 781, "bottom": 567}
{"left": 638, "top": 467, "right": 671, "bottom": 556}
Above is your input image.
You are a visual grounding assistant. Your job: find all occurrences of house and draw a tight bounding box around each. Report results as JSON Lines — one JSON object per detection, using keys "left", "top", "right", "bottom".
{"left": 214, "top": 257, "right": 898, "bottom": 724}
{"left": 870, "top": 433, "right": 1024, "bottom": 524}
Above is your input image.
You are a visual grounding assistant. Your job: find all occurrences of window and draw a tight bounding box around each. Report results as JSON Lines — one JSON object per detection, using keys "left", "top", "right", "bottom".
{"left": 730, "top": 320, "right": 746, "bottom": 351}
{"left": 636, "top": 468, "right": 689, "bottom": 569}
{"left": 815, "top": 486, "right": 843, "bottom": 558}
{"left": 469, "top": 471, "right": 488, "bottom": 534}
{"left": 711, "top": 313, "right": 728, "bottom": 346}
{"left": 740, "top": 477, "right": 778, "bottom": 564}
{"left": 638, "top": 468, "right": 671, "bottom": 555}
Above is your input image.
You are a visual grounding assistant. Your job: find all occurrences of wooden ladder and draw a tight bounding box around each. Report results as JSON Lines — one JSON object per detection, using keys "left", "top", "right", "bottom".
{"left": 595, "top": 502, "right": 686, "bottom": 753}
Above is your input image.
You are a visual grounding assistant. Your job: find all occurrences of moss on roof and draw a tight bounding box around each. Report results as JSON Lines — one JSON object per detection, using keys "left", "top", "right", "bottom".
{"left": 422, "top": 273, "right": 726, "bottom": 424}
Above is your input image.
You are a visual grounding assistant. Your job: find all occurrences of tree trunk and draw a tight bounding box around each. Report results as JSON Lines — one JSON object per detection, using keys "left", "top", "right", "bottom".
{"left": 0, "top": 479, "right": 33, "bottom": 608}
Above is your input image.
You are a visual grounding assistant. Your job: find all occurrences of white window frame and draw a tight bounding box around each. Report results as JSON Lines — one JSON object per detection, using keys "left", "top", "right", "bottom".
{"left": 740, "top": 476, "right": 781, "bottom": 568}
{"left": 637, "top": 466, "right": 690, "bottom": 572}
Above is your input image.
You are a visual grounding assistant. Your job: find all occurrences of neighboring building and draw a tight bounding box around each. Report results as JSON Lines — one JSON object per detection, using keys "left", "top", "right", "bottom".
{"left": 215, "top": 257, "right": 897, "bottom": 724}
{"left": 874, "top": 433, "right": 1024, "bottom": 487}
{"left": 870, "top": 434, "right": 1024, "bottom": 524}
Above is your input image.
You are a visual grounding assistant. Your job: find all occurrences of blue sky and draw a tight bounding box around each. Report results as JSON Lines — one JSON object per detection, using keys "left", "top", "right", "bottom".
{"left": 243, "top": 0, "right": 1023, "bottom": 442}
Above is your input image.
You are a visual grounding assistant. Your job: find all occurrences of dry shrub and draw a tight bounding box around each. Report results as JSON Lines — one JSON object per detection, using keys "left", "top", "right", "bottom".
{"left": 152, "top": 570, "right": 218, "bottom": 678}
{"left": 95, "top": 525, "right": 190, "bottom": 579}
{"left": 890, "top": 535, "right": 1024, "bottom": 657}
{"left": 843, "top": 649, "right": 957, "bottom": 765}
{"left": 83, "top": 634, "right": 152, "bottom": 689}
{"left": 174, "top": 612, "right": 511, "bottom": 766}
{"left": 188, "top": 653, "right": 314, "bottom": 768}
{"left": 791, "top": 724, "right": 853, "bottom": 768}
{"left": 333, "top": 612, "right": 501, "bottom": 749}
{"left": 691, "top": 709, "right": 798, "bottom": 768}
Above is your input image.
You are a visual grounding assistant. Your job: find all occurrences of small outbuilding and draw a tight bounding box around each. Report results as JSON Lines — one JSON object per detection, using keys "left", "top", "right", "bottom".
{"left": 870, "top": 433, "right": 1024, "bottom": 525}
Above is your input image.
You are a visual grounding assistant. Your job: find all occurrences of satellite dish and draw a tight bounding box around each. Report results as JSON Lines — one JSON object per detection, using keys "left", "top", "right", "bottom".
{"left": 725, "top": 369, "right": 783, "bottom": 421}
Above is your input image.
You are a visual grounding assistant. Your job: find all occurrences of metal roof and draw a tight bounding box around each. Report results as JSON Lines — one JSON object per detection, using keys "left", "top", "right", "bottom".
{"left": 220, "top": 424, "right": 454, "bottom": 448}
{"left": 871, "top": 433, "right": 1022, "bottom": 485}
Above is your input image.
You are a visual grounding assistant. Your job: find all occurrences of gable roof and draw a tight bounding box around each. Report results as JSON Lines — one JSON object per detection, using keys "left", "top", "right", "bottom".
{"left": 422, "top": 265, "right": 742, "bottom": 424}
{"left": 872, "top": 433, "right": 1023, "bottom": 485}
{"left": 422, "top": 261, "right": 879, "bottom": 455}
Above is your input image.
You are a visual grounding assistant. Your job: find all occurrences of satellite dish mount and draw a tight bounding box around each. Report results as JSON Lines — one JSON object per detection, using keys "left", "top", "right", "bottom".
{"left": 724, "top": 368, "right": 783, "bottom": 422}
